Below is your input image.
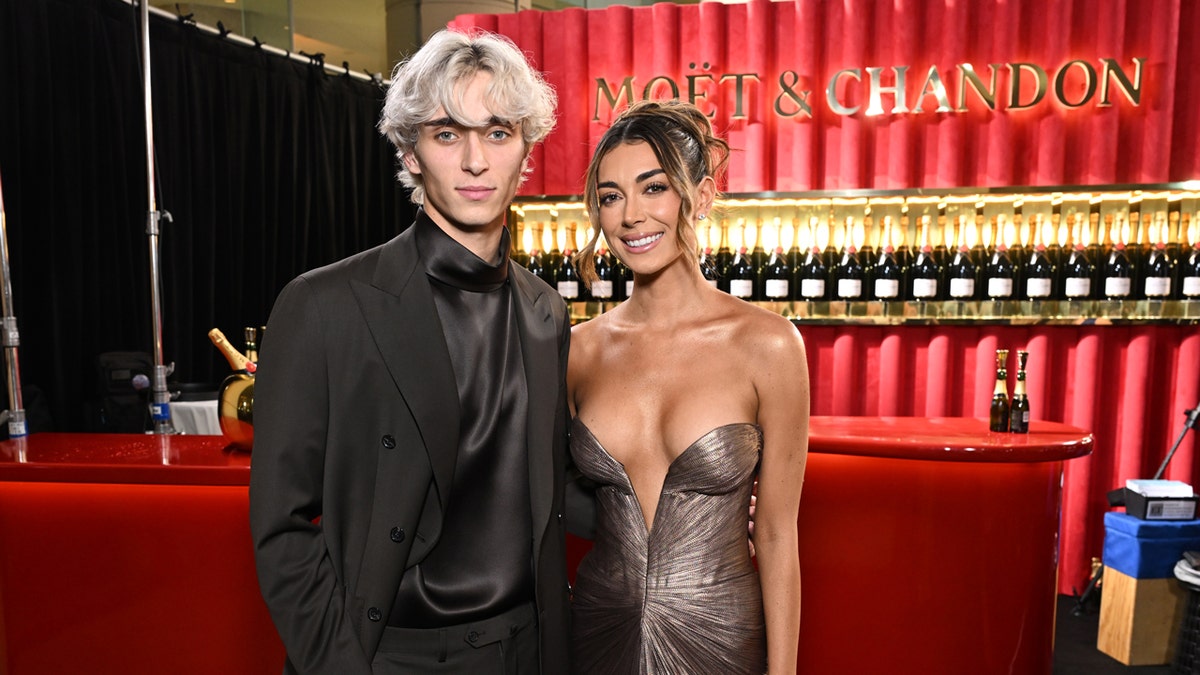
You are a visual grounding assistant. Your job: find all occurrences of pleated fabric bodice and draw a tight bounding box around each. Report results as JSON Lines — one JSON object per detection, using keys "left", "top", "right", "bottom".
{"left": 569, "top": 418, "right": 766, "bottom": 675}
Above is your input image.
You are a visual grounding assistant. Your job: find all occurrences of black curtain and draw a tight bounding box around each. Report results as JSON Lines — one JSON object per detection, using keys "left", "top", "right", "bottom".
{"left": 0, "top": 0, "right": 414, "bottom": 431}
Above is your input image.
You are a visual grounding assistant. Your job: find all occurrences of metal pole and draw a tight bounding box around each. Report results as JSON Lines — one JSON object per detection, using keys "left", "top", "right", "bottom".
{"left": 0, "top": 171, "right": 26, "bottom": 438}
{"left": 139, "top": 0, "right": 175, "bottom": 434}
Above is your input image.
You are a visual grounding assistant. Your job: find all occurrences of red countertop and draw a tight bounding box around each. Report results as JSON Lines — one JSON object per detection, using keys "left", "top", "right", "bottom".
{"left": 0, "top": 418, "right": 1091, "bottom": 486}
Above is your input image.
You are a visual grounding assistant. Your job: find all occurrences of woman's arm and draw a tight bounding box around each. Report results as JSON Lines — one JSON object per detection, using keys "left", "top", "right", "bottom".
{"left": 751, "top": 317, "right": 810, "bottom": 675}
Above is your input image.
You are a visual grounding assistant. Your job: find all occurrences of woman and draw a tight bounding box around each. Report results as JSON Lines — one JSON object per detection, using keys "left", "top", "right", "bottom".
{"left": 567, "top": 99, "right": 809, "bottom": 674}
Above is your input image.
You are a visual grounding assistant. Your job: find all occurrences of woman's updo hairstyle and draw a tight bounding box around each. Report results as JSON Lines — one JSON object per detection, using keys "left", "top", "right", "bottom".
{"left": 576, "top": 99, "right": 730, "bottom": 286}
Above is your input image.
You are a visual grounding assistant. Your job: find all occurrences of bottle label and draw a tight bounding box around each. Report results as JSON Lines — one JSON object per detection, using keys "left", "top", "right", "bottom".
{"left": 557, "top": 280, "right": 579, "bottom": 299}
{"left": 837, "top": 278, "right": 862, "bottom": 299}
{"left": 801, "top": 278, "right": 826, "bottom": 299}
{"left": 987, "top": 277, "right": 1013, "bottom": 298}
{"left": 1064, "top": 277, "right": 1091, "bottom": 298}
{"left": 874, "top": 279, "right": 900, "bottom": 299}
{"left": 912, "top": 278, "right": 938, "bottom": 299}
{"left": 729, "top": 279, "right": 754, "bottom": 298}
{"left": 1104, "top": 276, "right": 1131, "bottom": 297}
{"left": 1144, "top": 277, "right": 1171, "bottom": 297}
{"left": 949, "top": 278, "right": 975, "bottom": 298}
{"left": 625, "top": 280, "right": 635, "bottom": 297}
{"left": 591, "top": 280, "right": 613, "bottom": 299}
{"left": 705, "top": 279, "right": 718, "bottom": 288}
{"left": 765, "top": 279, "right": 790, "bottom": 299}
{"left": 1026, "top": 278, "right": 1052, "bottom": 298}
{"left": 1184, "top": 276, "right": 1200, "bottom": 297}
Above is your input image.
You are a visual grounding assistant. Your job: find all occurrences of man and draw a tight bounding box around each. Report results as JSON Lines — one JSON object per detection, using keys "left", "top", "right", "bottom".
{"left": 249, "top": 29, "right": 569, "bottom": 674}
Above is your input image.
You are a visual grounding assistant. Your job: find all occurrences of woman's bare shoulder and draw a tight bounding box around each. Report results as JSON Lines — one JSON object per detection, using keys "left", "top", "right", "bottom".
{"left": 720, "top": 297, "right": 805, "bottom": 355}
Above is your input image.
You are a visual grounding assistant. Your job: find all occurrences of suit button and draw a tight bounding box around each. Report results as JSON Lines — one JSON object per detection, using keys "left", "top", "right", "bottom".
{"left": 367, "top": 607, "right": 382, "bottom": 622}
{"left": 381, "top": 435, "right": 396, "bottom": 449}
{"left": 467, "top": 630, "right": 480, "bottom": 643}
{"left": 390, "top": 527, "right": 405, "bottom": 543}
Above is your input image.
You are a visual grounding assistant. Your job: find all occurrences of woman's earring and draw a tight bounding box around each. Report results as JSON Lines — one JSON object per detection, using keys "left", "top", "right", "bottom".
{"left": 698, "top": 213, "right": 707, "bottom": 221}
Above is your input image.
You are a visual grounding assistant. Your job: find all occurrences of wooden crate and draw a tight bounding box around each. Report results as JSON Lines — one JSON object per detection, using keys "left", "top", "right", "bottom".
{"left": 1097, "top": 566, "right": 1188, "bottom": 665}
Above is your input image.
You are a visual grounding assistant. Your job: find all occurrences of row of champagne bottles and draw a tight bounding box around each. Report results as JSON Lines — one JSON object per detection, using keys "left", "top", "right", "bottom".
{"left": 511, "top": 208, "right": 1200, "bottom": 303}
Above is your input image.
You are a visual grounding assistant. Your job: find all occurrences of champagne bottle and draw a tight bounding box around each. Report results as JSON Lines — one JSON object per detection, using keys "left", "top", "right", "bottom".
{"left": 762, "top": 245, "right": 791, "bottom": 300}
{"left": 871, "top": 217, "right": 902, "bottom": 301}
{"left": 747, "top": 219, "right": 768, "bottom": 280}
{"left": 1183, "top": 217, "right": 1200, "bottom": 299}
{"left": 947, "top": 216, "right": 977, "bottom": 300}
{"left": 1022, "top": 215, "right": 1055, "bottom": 300}
{"left": 727, "top": 245, "right": 756, "bottom": 300}
{"left": 545, "top": 221, "right": 564, "bottom": 280}
{"left": 243, "top": 327, "right": 259, "bottom": 363}
{"left": 511, "top": 221, "right": 530, "bottom": 269}
{"left": 614, "top": 257, "right": 632, "bottom": 301}
{"left": 208, "top": 328, "right": 256, "bottom": 374}
{"left": 834, "top": 217, "right": 865, "bottom": 301}
{"left": 908, "top": 215, "right": 941, "bottom": 301}
{"left": 1062, "top": 216, "right": 1095, "bottom": 301}
{"left": 1008, "top": 350, "right": 1030, "bottom": 434}
{"left": 591, "top": 238, "right": 615, "bottom": 301}
{"left": 798, "top": 241, "right": 829, "bottom": 301}
{"left": 989, "top": 349, "right": 1010, "bottom": 433}
{"left": 1142, "top": 214, "right": 1173, "bottom": 300}
{"left": 526, "top": 245, "right": 549, "bottom": 285}
{"left": 1103, "top": 215, "right": 1133, "bottom": 299}
{"left": 702, "top": 221, "right": 724, "bottom": 288}
{"left": 983, "top": 217, "right": 1015, "bottom": 300}
{"left": 715, "top": 219, "right": 733, "bottom": 293}
{"left": 556, "top": 245, "right": 580, "bottom": 301}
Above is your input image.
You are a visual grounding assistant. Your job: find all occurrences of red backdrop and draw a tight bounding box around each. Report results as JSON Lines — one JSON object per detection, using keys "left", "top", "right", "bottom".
{"left": 451, "top": 0, "right": 1200, "bottom": 594}
{"left": 453, "top": 0, "right": 1200, "bottom": 195}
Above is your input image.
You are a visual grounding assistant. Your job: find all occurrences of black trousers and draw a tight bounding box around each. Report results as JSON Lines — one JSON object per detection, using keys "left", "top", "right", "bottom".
{"left": 371, "top": 603, "right": 539, "bottom": 674}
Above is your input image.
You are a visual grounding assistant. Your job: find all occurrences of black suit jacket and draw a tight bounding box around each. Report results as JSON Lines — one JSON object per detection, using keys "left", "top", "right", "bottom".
{"left": 249, "top": 221, "right": 571, "bottom": 674}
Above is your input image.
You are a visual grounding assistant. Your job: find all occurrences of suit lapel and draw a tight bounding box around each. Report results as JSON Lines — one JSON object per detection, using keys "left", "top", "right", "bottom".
{"left": 352, "top": 228, "right": 460, "bottom": 521}
{"left": 511, "top": 266, "right": 558, "bottom": 571}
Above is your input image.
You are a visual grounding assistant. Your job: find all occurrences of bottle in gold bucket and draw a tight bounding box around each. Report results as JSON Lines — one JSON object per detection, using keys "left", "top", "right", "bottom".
{"left": 208, "top": 327, "right": 256, "bottom": 451}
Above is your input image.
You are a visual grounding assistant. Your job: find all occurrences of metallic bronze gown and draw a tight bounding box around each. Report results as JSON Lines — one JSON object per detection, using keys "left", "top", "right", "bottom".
{"left": 569, "top": 418, "right": 766, "bottom": 674}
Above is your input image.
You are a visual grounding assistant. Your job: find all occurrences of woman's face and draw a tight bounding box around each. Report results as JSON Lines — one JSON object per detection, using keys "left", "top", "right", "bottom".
{"left": 595, "top": 141, "right": 691, "bottom": 276}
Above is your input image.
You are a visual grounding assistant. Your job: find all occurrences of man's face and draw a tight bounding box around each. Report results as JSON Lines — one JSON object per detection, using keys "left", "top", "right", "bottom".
{"left": 403, "top": 72, "right": 529, "bottom": 239}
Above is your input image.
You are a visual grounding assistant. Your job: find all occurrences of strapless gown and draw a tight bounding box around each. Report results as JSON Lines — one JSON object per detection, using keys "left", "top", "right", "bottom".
{"left": 569, "top": 418, "right": 766, "bottom": 675}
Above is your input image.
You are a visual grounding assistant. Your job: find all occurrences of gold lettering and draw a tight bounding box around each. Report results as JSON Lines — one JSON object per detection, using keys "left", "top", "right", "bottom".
{"left": 687, "top": 71, "right": 718, "bottom": 118}
{"left": 719, "top": 73, "right": 760, "bottom": 119}
{"left": 1099, "top": 57, "right": 1145, "bottom": 106}
{"left": 593, "top": 77, "right": 635, "bottom": 121}
{"left": 1007, "top": 62, "right": 1048, "bottom": 111}
{"left": 913, "top": 65, "right": 953, "bottom": 113}
{"left": 1054, "top": 60, "right": 1097, "bottom": 108}
{"left": 957, "top": 63, "right": 999, "bottom": 111}
{"left": 865, "top": 66, "right": 910, "bottom": 116}
{"left": 827, "top": 69, "right": 861, "bottom": 115}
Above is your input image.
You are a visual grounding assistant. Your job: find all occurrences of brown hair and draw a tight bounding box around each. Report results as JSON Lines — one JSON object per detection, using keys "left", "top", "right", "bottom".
{"left": 575, "top": 99, "right": 729, "bottom": 286}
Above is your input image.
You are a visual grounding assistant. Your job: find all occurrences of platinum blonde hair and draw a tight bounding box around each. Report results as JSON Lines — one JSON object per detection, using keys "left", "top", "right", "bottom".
{"left": 378, "top": 29, "right": 558, "bottom": 204}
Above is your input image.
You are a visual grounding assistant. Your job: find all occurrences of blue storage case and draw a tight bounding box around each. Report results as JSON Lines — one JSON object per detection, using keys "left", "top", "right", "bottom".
{"left": 1103, "top": 511, "right": 1200, "bottom": 579}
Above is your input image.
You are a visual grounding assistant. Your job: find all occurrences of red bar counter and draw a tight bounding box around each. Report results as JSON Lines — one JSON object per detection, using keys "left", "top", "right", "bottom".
{"left": 1, "top": 420, "right": 1089, "bottom": 675}
{"left": 795, "top": 417, "right": 1090, "bottom": 675}
{"left": 0, "top": 434, "right": 283, "bottom": 675}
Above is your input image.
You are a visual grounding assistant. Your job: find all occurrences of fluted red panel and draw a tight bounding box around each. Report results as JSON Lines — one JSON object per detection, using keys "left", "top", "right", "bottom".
{"left": 451, "top": 0, "right": 1200, "bottom": 194}
{"left": 798, "top": 323, "right": 1200, "bottom": 593}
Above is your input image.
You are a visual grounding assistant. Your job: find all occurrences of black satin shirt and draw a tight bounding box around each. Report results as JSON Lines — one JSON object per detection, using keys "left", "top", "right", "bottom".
{"left": 390, "top": 212, "right": 534, "bottom": 627}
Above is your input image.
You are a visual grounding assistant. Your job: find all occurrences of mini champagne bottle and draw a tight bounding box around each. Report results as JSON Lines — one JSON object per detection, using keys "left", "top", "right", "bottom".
{"left": 989, "top": 349, "right": 1010, "bottom": 433}
{"left": 1008, "top": 350, "right": 1030, "bottom": 433}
